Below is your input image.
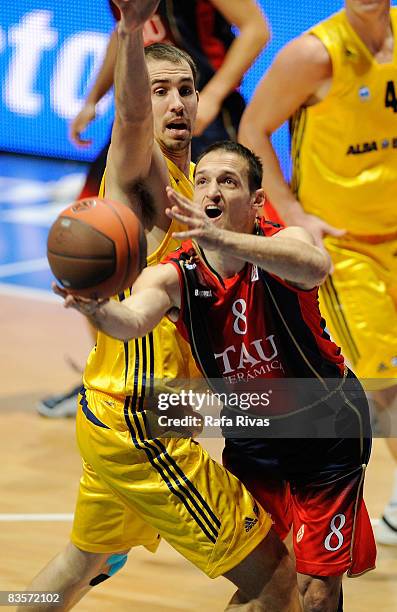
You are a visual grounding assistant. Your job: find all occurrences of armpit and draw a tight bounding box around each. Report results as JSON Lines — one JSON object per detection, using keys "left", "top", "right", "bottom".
{"left": 166, "top": 306, "right": 180, "bottom": 323}
{"left": 131, "top": 180, "right": 157, "bottom": 226}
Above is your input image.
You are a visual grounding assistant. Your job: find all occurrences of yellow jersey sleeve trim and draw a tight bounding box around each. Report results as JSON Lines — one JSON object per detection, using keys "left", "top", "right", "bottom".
{"left": 309, "top": 11, "right": 345, "bottom": 107}
{"left": 164, "top": 156, "right": 195, "bottom": 190}
{"left": 98, "top": 170, "right": 106, "bottom": 198}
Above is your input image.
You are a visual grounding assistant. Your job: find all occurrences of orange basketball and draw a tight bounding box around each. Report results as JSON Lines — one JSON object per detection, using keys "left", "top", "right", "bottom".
{"left": 47, "top": 198, "right": 146, "bottom": 299}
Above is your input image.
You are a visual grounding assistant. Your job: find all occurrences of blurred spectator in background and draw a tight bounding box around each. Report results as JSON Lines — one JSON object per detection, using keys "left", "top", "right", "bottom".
{"left": 37, "top": 0, "right": 269, "bottom": 418}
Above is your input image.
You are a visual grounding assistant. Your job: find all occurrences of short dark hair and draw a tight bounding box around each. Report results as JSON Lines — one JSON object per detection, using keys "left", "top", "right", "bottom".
{"left": 144, "top": 43, "right": 198, "bottom": 87}
{"left": 196, "top": 141, "right": 263, "bottom": 192}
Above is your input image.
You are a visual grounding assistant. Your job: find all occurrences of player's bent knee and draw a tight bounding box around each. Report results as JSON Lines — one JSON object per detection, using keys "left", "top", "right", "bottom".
{"left": 66, "top": 544, "right": 129, "bottom": 588}
{"left": 89, "top": 553, "right": 129, "bottom": 587}
{"left": 297, "top": 575, "right": 342, "bottom": 612}
{"left": 224, "top": 529, "right": 294, "bottom": 601}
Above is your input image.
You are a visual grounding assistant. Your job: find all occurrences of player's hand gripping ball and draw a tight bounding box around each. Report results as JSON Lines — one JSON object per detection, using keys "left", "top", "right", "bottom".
{"left": 47, "top": 198, "right": 146, "bottom": 299}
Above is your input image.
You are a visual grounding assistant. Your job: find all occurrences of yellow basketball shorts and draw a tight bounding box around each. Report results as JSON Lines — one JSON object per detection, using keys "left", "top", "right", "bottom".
{"left": 71, "top": 388, "right": 272, "bottom": 578}
{"left": 320, "top": 234, "right": 397, "bottom": 389}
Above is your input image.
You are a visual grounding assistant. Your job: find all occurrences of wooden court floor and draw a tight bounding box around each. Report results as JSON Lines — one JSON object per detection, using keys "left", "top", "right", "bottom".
{"left": 1, "top": 291, "right": 396, "bottom": 611}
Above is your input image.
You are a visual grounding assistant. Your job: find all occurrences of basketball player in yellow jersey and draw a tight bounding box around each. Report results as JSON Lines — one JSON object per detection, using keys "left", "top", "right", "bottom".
{"left": 19, "top": 2, "right": 297, "bottom": 611}
{"left": 84, "top": 156, "right": 200, "bottom": 398}
{"left": 238, "top": 0, "right": 397, "bottom": 545}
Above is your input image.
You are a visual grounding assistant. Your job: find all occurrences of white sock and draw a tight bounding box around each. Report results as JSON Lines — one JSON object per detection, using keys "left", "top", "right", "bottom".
{"left": 388, "top": 468, "right": 397, "bottom": 507}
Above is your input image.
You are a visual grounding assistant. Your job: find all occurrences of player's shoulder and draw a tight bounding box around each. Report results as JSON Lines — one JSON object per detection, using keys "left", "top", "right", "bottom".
{"left": 258, "top": 219, "right": 316, "bottom": 247}
{"left": 276, "top": 32, "right": 331, "bottom": 73}
{"left": 162, "top": 240, "right": 196, "bottom": 265}
{"left": 258, "top": 217, "right": 284, "bottom": 237}
{"left": 275, "top": 225, "right": 316, "bottom": 244}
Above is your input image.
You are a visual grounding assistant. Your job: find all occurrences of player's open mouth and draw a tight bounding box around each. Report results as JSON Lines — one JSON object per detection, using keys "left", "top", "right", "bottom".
{"left": 166, "top": 122, "right": 188, "bottom": 133}
{"left": 205, "top": 204, "right": 223, "bottom": 219}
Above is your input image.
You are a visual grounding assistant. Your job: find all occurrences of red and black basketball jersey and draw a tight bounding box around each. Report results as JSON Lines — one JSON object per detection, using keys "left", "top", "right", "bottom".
{"left": 109, "top": 1, "right": 120, "bottom": 21}
{"left": 156, "top": 0, "right": 236, "bottom": 89}
{"left": 110, "top": 0, "right": 237, "bottom": 91}
{"left": 163, "top": 219, "right": 345, "bottom": 407}
{"left": 170, "top": 243, "right": 289, "bottom": 386}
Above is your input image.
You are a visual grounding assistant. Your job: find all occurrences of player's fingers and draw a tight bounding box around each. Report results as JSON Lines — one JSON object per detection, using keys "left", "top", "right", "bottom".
{"left": 166, "top": 204, "right": 193, "bottom": 220}
{"left": 71, "top": 133, "right": 93, "bottom": 147}
{"left": 165, "top": 186, "right": 193, "bottom": 211}
{"left": 69, "top": 120, "right": 82, "bottom": 140}
{"left": 69, "top": 119, "right": 92, "bottom": 146}
{"left": 52, "top": 282, "right": 68, "bottom": 298}
{"left": 172, "top": 229, "right": 198, "bottom": 240}
{"left": 323, "top": 223, "right": 346, "bottom": 237}
{"left": 64, "top": 294, "right": 79, "bottom": 309}
{"left": 165, "top": 207, "right": 185, "bottom": 222}
{"left": 167, "top": 208, "right": 199, "bottom": 226}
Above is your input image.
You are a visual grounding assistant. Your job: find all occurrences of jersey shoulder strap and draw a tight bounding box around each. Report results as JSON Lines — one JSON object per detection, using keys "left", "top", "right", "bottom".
{"left": 173, "top": 252, "right": 227, "bottom": 392}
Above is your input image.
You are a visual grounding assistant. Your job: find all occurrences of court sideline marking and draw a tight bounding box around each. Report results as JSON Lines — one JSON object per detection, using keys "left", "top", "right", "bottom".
{"left": 0, "top": 282, "right": 56, "bottom": 302}
{"left": 0, "top": 514, "right": 380, "bottom": 526}
{"left": 0, "top": 258, "right": 48, "bottom": 278}
{"left": 0, "top": 514, "right": 74, "bottom": 521}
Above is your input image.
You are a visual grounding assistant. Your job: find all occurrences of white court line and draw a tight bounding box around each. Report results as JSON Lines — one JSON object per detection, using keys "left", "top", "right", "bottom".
{"left": 0, "top": 514, "right": 73, "bottom": 521}
{"left": 0, "top": 282, "right": 57, "bottom": 302}
{"left": 0, "top": 514, "right": 380, "bottom": 525}
{"left": 0, "top": 258, "right": 48, "bottom": 278}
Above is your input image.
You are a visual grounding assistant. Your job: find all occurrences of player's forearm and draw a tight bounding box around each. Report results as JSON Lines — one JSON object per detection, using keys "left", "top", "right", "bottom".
{"left": 201, "top": 21, "right": 269, "bottom": 105}
{"left": 85, "top": 300, "right": 148, "bottom": 342}
{"left": 218, "top": 230, "right": 328, "bottom": 287}
{"left": 238, "top": 120, "right": 304, "bottom": 223}
{"left": 107, "top": 20, "right": 153, "bottom": 193}
{"left": 85, "top": 28, "right": 118, "bottom": 105}
{"left": 115, "top": 22, "right": 151, "bottom": 125}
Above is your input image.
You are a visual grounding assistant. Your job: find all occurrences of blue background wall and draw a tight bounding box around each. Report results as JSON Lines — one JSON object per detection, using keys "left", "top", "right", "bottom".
{"left": 1, "top": 1, "right": 396, "bottom": 173}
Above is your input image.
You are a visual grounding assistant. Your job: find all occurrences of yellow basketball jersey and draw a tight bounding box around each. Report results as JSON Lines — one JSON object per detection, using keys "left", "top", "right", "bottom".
{"left": 83, "top": 157, "right": 201, "bottom": 399}
{"left": 291, "top": 9, "right": 397, "bottom": 235}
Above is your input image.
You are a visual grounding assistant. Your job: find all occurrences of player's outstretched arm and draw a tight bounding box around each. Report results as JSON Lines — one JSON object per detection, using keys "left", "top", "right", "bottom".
{"left": 238, "top": 35, "right": 344, "bottom": 248}
{"left": 53, "top": 263, "right": 180, "bottom": 341}
{"left": 105, "top": 1, "right": 168, "bottom": 206}
{"left": 194, "top": 0, "right": 270, "bottom": 136}
{"left": 166, "top": 186, "right": 330, "bottom": 290}
{"left": 221, "top": 225, "right": 331, "bottom": 289}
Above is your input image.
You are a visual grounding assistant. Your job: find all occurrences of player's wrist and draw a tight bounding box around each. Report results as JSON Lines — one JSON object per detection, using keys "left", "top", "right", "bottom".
{"left": 200, "top": 82, "right": 226, "bottom": 106}
{"left": 83, "top": 100, "right": 98, "bottom": 111}
{"left": 75, "top": 298, "right": 108, "bottom": 318}
{"left": 117, "top": 19, "right": 140, "bottom": 37}
{"left": 216, "top": 228, "right": 235, "bottom": 251}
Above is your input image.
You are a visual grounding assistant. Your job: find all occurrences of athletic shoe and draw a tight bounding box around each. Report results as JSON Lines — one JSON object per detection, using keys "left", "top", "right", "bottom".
{"left": 375, "top": 505, "right": 397, "bottom": 545}
{"left": 37, "top": 384, "right": 82, "bottom": 418}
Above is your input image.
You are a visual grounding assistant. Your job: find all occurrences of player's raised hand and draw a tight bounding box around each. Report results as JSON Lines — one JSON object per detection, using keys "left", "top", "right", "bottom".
{"left": 286, "top": 208, "right": 345, "bottom": 250}
{"left": 112, "top": 0, "right": 160, "bottom": 29}
{"left": 165, "top": 186, "right": 223, "bottom": 250}
{"left": 70, "top": 103, "right": 96, "bottom": 147}
{"left": 52, "top": 283, "right": 108, "bottom": 316}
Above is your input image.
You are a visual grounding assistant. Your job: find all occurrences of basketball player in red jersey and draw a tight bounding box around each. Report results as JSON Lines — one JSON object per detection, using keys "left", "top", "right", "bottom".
{"left": 56, "top": 141, "right": 376, "bottom": 612}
